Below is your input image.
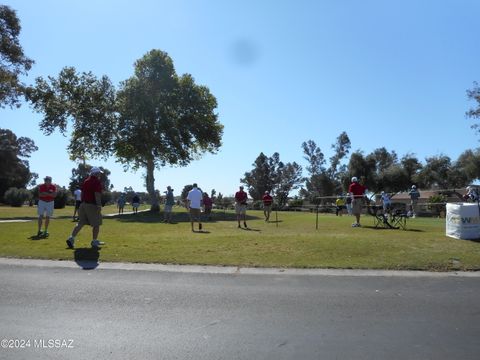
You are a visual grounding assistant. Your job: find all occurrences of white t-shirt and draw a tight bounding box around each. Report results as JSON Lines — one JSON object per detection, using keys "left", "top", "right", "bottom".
{"left": 74, "top": 189, "right": 82, "bottom": 201}
{"left": 187, "top": 187, "right": 203, "bottom": 209}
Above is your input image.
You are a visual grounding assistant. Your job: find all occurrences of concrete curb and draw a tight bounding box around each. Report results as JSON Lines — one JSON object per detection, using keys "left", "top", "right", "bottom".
{"left": 0, "top": 257, "right": 479, "bottom": 277}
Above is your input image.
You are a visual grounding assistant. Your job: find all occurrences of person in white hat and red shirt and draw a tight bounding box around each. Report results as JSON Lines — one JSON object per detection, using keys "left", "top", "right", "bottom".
{"left": 348, "top": 176, "right": 367, "bottom": 227}
{"left": 66, "top": 167, "right": 105, "bottom": 249}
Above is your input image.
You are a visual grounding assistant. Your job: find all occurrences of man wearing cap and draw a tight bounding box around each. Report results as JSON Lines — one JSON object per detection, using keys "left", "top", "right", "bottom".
{"left": 235, "top": 185, "right": 248, "bottom": 228}
{"left": 262, "top": 191, "right": 273, "bottom": 222}
{"left": 348, "top": 176, "right": 367, "bottom": 227}
{"left": 37, "top": 176, "right": 57, "bottom": 237}
{"left": 66, "top": 167, "right": 105, "bottom": 249}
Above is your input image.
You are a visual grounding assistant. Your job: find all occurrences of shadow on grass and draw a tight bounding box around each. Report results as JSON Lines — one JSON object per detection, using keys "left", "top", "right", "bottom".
{"left": 28, "top": 233, "right": 49, "bottom": 240}
{"left": 112, "top": 210, "right": 261, "bottom": 224}
{"left": 240, "top": 227, "right": 261, "bottom": 232}
{"left": 1, "top": 216, "right": 37, "bottom": 221}
{"left": 363, "top": 225, "right": 424, "bottom": 232}
{"left": 73, "top": 248, "right": 100, "bottom": 270}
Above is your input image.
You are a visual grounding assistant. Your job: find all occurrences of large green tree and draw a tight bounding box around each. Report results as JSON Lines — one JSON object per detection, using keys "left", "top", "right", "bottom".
{"left": 242, "top": 152, "right": 303, "bottom": 207}
{"left": 27, "top": 67, "right": 117, "bottom": 161}
{"left": 0, "top": 128, "right": 37, "bottom": 200}
{"left": 301, "top": 133, "right": 351, "bottom": 202}
{"left": 115, "top": 50, "right": 223, "bottom": 211}
{"left": 0, "top": 5, "right": 34, "bottom": 108}
{"left": 27, "top": 50, "right": 223, "bottom": 212}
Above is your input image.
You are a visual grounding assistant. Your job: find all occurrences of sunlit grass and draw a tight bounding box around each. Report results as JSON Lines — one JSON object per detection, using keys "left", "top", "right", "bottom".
{"left": 1, "top": 206, "right": 479, "bottom": 271}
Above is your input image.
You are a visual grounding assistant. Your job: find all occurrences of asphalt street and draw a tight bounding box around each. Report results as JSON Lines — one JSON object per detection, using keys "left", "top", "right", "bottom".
{"left": 0, "top": 262, "right": 479, "bottom": 360}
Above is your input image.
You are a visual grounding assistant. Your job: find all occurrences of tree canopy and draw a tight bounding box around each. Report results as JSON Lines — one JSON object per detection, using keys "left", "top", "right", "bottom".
{"left": 466, "top": 81, "right": 480, "bottom": 137}
{"left": 0, "top": 5, "right": 34, "bottom": 108}
{"left": 27, "top": 49, "right": 223, "bottom": 211}
{"left": 242, "top": 152, "right": 303, "bottom": 207}
{"left": 0, "top": 128, "right": 38, "bottom": 200}
{"left": 116, "top": 50, "right": 223, "bottom": 211}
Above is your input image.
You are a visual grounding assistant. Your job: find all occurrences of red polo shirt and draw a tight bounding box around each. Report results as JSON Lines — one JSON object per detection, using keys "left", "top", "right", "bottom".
{"left": 38, "top": 184, "right": 57, "bottom": 202}
{"left": 348, "top": 182, "right": 367, "bottom": 199}
{"left": 262, "top": 194, "right": 273, "bottom": 206}
{"left": 235, "top": 191, "right": 248, "bottom": 204}
{"left": 81, "top": 176, "right": 102, "bottom": 203}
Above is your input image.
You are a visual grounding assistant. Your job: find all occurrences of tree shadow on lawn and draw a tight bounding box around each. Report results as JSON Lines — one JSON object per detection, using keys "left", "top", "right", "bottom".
{"left": 72, "top": 247, "right": 100, "bottom": 270}
{"left": 1, "top": 216, "right": 37, "bottom": 221}
{"left": 112, "top": 211, "right": 261, "bottom": 224}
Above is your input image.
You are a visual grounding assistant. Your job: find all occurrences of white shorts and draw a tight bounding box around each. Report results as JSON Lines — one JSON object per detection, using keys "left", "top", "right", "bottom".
{"left": 132, "top": 202, "right": 140, "bottom": 208}
{"left": 235, "top": 204, "right": 247, "bottom": 215}
{"left": 38, "top": 200, "right": 54, "bottom": 217}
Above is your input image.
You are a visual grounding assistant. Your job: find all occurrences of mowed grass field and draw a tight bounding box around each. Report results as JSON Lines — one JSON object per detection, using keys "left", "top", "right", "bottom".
{"left": 1, "top": 205, "right": 479, "bottom": 271}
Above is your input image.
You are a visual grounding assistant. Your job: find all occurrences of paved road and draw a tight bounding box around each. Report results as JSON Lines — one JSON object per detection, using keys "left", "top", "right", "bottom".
{"left": 1, "top": 262, "right": 479, "bottom": 360}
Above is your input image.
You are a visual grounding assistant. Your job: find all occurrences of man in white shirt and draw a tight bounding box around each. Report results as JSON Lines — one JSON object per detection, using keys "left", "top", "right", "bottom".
{"left": 187, "top": 183, "right": 203, "bottom": 232}
{"left": 73, "top": 187, "right": 82, "bottom": 221}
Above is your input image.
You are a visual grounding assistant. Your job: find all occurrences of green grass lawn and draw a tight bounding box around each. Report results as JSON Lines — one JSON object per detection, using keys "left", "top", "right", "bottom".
{"left": 1, "top": 205, "right": 479, "bottom": 271}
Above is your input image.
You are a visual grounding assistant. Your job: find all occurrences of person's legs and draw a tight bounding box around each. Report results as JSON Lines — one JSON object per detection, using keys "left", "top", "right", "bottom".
{"left": 37, "top": 215, "right": 43, "bottom": 234}
{"left": 236, "top": 205, "right": 241, "bottom": 227}
{"left": 44, "top": 216, "right": 50, "bottom": 233}
{"left": 92, "top": 225, "right": 100, "bottom": 240}
{"left": 71, "top": 222, "right": 84, "bottom": 238}
{"left": 243, "top": 210, "right": 247, "bottom": 228}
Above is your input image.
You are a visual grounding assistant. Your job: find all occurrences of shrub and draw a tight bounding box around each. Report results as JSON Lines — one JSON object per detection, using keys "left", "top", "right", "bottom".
{"left": 428, "top": 194, "right": 447, "bottom": 216}
{"left": 54, "top": 187, "right": 69, "bottom": 209}
{"left": 4, "top": 187, "right": 32, "bottom": 207}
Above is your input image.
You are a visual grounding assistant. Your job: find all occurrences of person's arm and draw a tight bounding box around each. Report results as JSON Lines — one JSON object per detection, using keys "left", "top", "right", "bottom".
{"left": 95, "top": 192, "right": 102, "bottom": 208}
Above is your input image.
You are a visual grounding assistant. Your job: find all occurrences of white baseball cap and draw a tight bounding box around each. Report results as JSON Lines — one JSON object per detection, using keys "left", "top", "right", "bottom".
{"left": 351, "top": 177, "right": 358, "bottom": 182}
{"left": 90, "top": 166, "right": 103, "bottom": 175}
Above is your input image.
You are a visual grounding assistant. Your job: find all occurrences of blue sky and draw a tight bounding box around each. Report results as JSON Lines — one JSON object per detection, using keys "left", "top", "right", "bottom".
{"left": 1, "top": 0, "right": 479, "bottom": 196}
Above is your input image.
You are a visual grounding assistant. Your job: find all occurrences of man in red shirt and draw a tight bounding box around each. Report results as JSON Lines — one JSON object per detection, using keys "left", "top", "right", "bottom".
{"left": 348, "top": 176, "right": 367, "bottom": 227}
{"left": 37, "top": 176, "right": 57, "bottom": 237}
{"left": 262, "top": 191, "right": 273, "bottom": 222}
{"left": 235, "top": 186, "right": 248, "bottom": 228}
{"left": 66, "top": 167, "right": 104, "bottom": 249}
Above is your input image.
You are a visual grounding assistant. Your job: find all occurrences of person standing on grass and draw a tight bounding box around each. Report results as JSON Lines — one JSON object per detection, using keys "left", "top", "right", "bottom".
{"left": 72, "top": 187, "right": 82, "bottom": 221}
{"left": 348, "top": 177, "right": 367, "bottom": 227}
{"left": 335, "top": 195, "right": 345, "bottom": 216}
{"left": 117, "top": 193, "right": 126, "bottom": 214}
{"left": 380, "top": 191, "right": 391, "bottom": 214}
{"left": 66, "top": 167, "right": 104, "bottom": 249}
{"left": 203, "top": 192, "right": 213, "bottom": 221}
{"left": 408, "top": 185, "right": 420, "bottom": 218}
{"left": 345, "top": 192, "right": 353, "bottom": 215}
{"left": 164, "top": 186, "right": 175, "bottom": 223}
{"left": 132, "top": 193, "right": 140, "bottom": 214}
{"left": 37, "top": 176, "right": 57, "bottom": 237}
{"left": 262, "top": 191, "right": 273, "bottom": 221}
{"left": 187, "top": 183, "right": 203, "bottom": 231}
{"left": 235, "top": 185, "right": 248, "bottom": 228}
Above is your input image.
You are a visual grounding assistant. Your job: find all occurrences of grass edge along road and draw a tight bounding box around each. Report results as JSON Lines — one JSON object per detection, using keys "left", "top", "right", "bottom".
{"left": 0, "top": 206, "right": 479, "bottom": 271}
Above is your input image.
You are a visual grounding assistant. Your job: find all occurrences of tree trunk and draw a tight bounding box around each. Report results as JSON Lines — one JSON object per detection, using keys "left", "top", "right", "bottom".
{"left": 145, "top": 159, "right": 159, "bottom": 212}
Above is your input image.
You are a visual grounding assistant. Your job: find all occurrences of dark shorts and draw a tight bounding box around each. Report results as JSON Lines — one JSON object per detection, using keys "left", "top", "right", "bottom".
{"left": 78, "top": 203, "right": 102, "bottom": 227}
{"left": 75, "top": 200, "right": 82, "bottom": 210}
{"left": 189, "top": 208, "right": 201, "bottom": 220}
